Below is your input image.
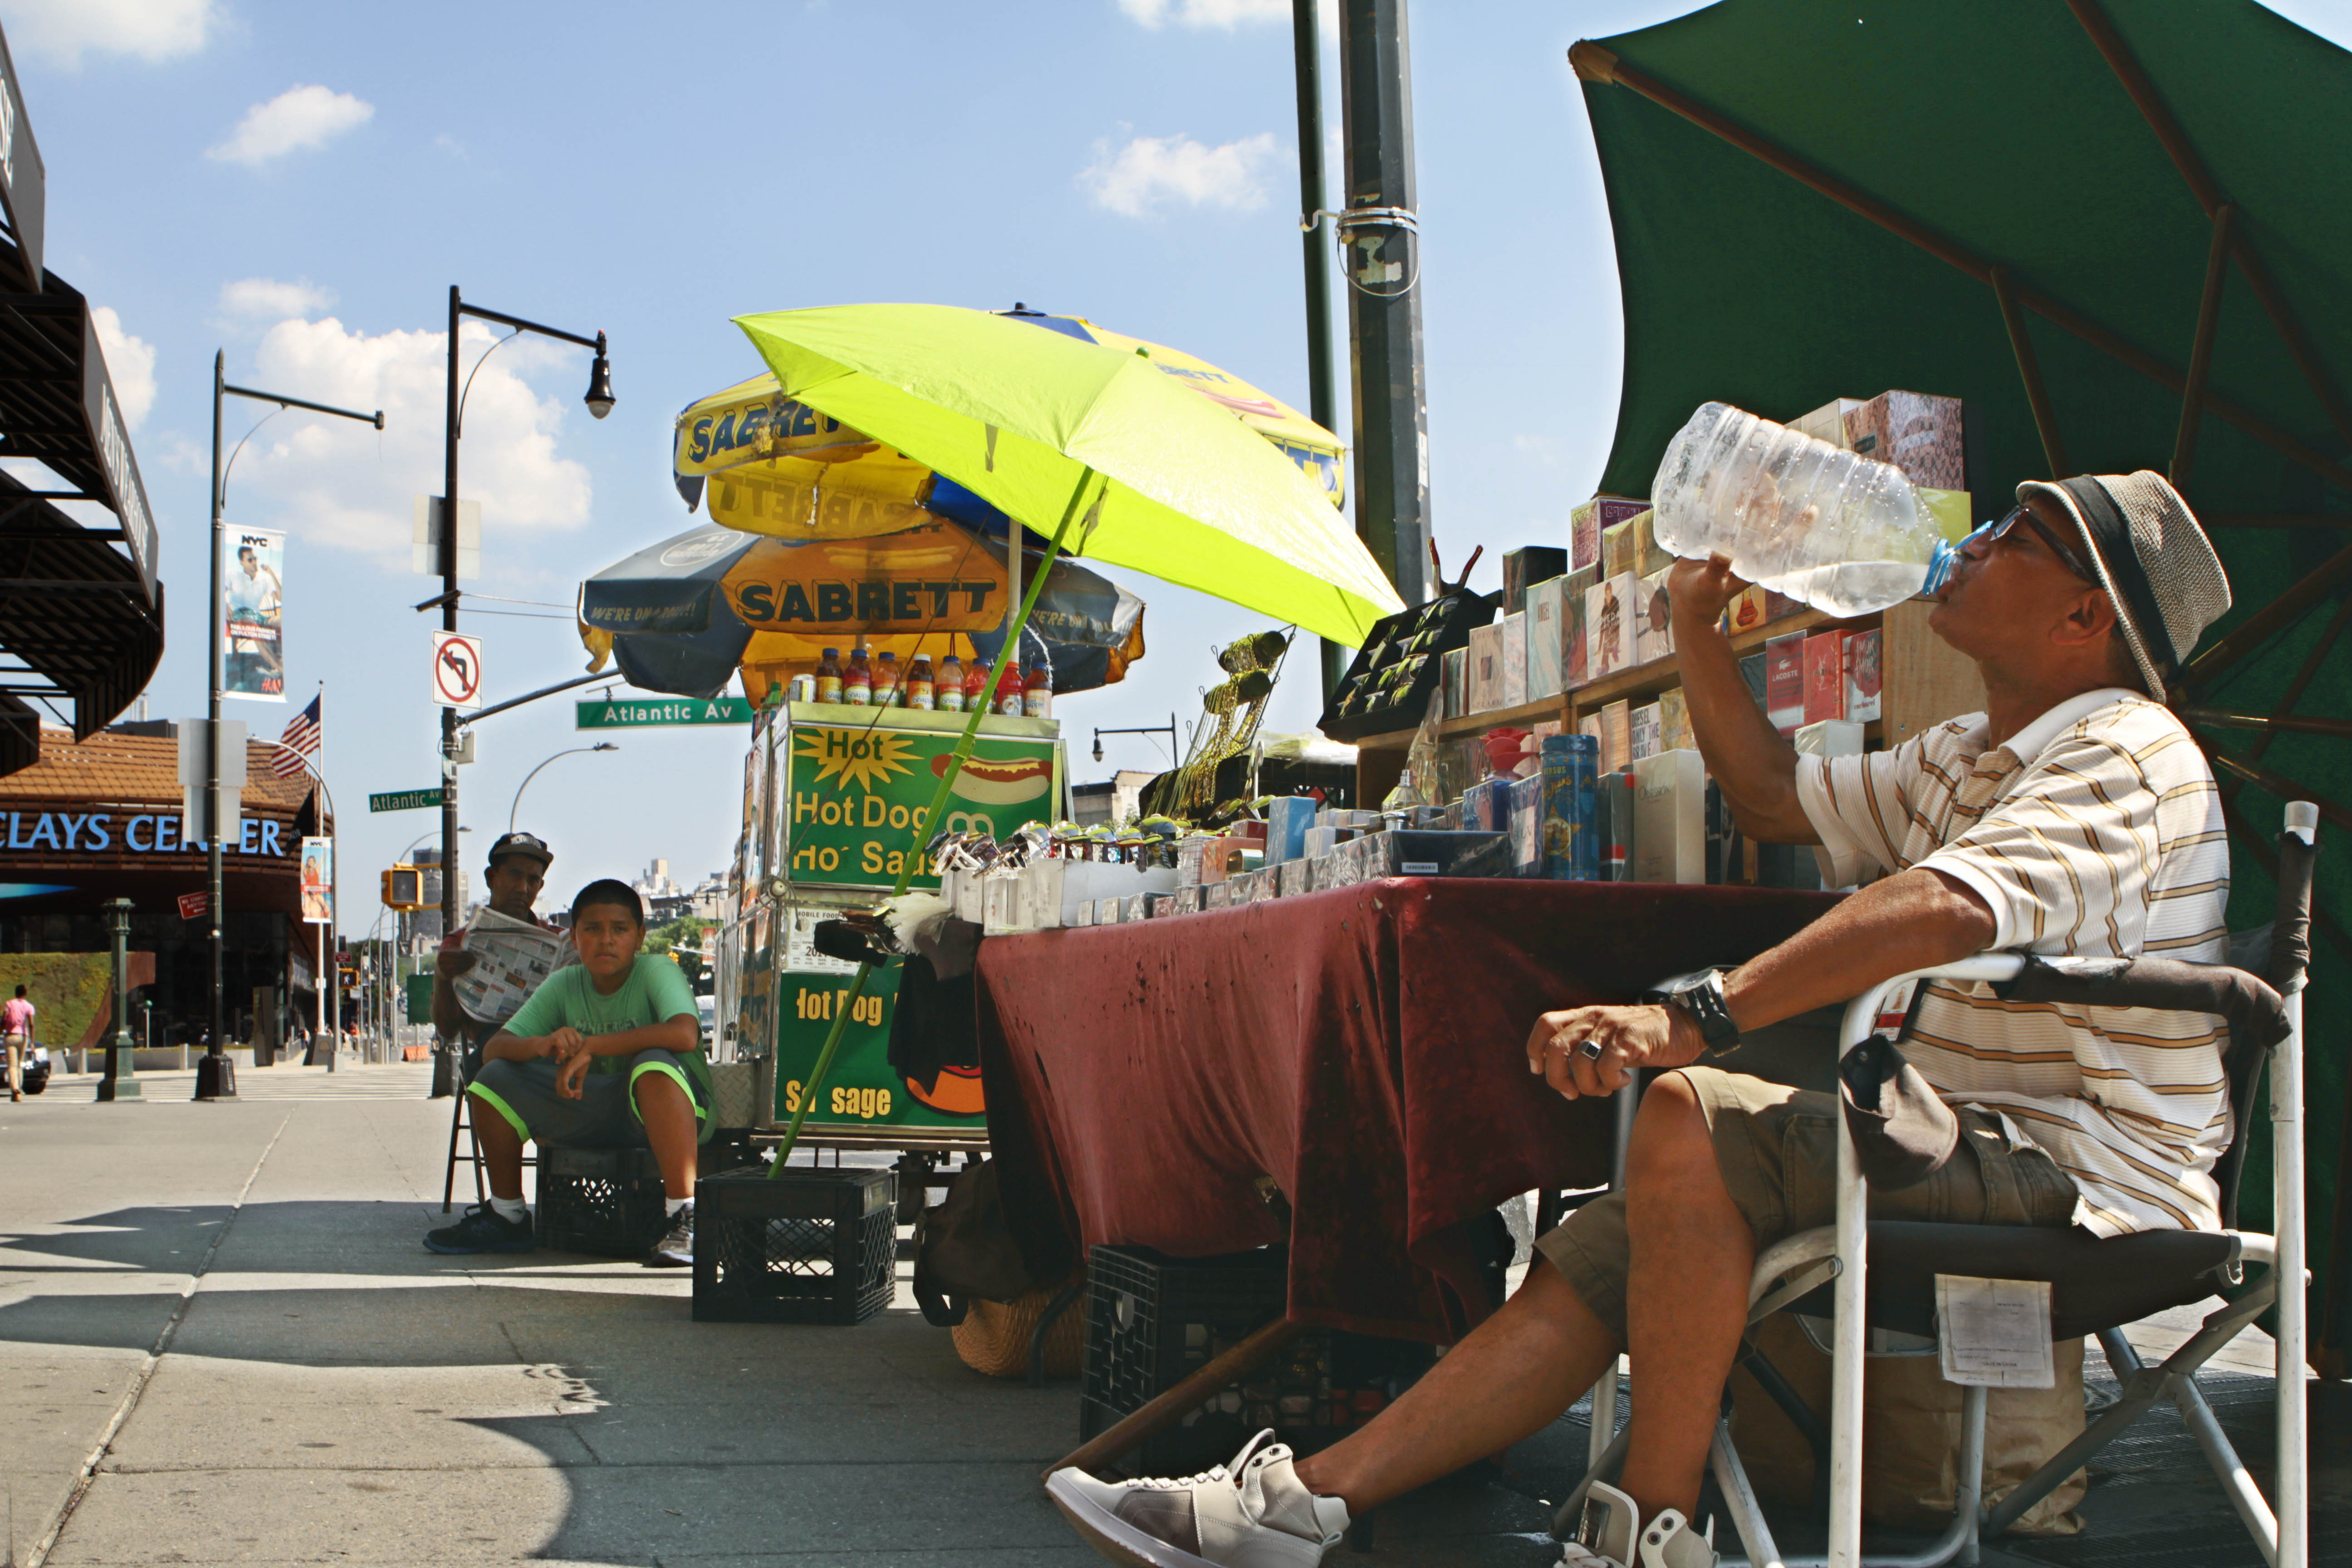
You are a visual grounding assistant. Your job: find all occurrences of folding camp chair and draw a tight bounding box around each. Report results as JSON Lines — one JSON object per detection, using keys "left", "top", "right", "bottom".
{"left": 1555, "top": 802, "right": 2318, "bottom": 1568}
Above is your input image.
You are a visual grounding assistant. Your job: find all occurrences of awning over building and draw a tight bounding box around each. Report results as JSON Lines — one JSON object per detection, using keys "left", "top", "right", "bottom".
{"left": 0, "top": 20, "right": 164, "bottom": 776}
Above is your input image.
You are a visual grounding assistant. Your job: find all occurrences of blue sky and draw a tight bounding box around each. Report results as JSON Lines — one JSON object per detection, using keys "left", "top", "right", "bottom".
{"left": 8, "top": 0, "right": 2349, "bottom": 933}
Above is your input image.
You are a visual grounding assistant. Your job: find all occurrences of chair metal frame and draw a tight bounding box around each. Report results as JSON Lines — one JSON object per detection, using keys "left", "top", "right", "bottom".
{"left": 1556, "top": 803, "right": 2316, "bottom": 1568}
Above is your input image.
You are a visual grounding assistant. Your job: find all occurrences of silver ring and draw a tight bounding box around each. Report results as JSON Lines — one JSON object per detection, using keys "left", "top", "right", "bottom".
{"left": 1576, "top": 1039, "right": 1605, "bottom": 1063}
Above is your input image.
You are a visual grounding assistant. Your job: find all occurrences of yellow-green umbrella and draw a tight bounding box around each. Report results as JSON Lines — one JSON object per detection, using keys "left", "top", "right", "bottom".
{"left": 730, "top": 302, "right": 1400, "bottom": 646}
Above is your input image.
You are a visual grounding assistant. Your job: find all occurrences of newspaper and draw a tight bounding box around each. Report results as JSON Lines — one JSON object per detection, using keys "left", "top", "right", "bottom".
{"left": 451, "top": 906, "right": 573, "bottom": 1025}
{"left": 1936, "top": 1274, "right": 2056, "bottom": 1388}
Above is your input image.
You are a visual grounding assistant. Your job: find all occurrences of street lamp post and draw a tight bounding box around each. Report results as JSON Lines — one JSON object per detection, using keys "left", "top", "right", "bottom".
{"left": 509, "top": 743, "right": 617, "bottom": 834}
{"left": 98, "top": 898, "right": 139, "bottom": 1102}
{"left": 435, "top": 288, "right": 612, "bottom": 1098}
{"left": 206, "top": 355, "right": 382, "bottom": 1103}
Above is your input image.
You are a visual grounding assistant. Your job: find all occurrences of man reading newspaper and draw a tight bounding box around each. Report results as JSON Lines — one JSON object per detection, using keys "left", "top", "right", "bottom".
{"left": 432, "top": 832, "right": 568, "bottom": 1065}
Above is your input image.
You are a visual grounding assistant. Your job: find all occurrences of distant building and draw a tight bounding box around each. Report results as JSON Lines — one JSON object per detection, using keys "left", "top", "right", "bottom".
{"left": 635, "top": 858, "right": 692, "bottom": 923}
{"left": 1070, "top": 769, "right": 1158, "bottom": 828}
{"left": 687, "top": 872, "right": 728, "bottom": 921}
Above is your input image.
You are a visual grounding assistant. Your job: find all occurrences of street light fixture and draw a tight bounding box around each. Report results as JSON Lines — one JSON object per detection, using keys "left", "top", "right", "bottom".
{"left": 435, "top": 287, "right": 613, "bottom": 1098}
{"left": 509, "top": 742, "right": 618, "bottom": 834}
{"left": 203, "top": 354, "right": 382, "bottom": 1104}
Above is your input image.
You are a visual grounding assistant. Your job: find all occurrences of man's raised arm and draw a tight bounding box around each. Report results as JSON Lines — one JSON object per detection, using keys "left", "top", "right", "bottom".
{"left": 1665, "top": 555, "right": 1818, "bottom": 845}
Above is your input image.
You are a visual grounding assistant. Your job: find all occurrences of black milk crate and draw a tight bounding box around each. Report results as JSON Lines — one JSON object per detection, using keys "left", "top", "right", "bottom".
{"left": 693, "top": 1166, "right": 897, "bottom": 1325}
{"left": 536, "top": 1146, "right": 668, "bottom": 1256}
{"left": 1076, "top": 1244, "right": 1432, "bottom": 1477}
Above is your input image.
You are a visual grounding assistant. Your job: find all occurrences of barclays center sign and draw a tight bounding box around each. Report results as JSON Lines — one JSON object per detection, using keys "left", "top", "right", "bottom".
{"left": 1, "top": 808, "right": 294, "bottom": 857}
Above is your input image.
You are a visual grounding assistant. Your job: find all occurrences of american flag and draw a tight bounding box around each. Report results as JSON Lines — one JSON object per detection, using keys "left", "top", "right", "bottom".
{"left": 273, "top": 695, "right": 322, "bottom": 779}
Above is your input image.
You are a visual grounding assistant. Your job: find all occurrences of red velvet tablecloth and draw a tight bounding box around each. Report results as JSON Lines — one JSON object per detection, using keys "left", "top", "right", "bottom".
{"left": 974, "top": 877, "right": 1838, "bottom": 1343}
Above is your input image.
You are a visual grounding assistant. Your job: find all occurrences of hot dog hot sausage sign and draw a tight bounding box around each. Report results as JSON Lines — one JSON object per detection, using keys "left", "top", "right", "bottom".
{"left": 781, "top": 719, "right": 1062, "bottom": 891}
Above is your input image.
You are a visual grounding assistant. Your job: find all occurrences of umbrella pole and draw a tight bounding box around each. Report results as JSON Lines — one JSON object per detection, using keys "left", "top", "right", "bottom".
{"left": 767, "top": 469, "right": 1097, "bottom": 1175}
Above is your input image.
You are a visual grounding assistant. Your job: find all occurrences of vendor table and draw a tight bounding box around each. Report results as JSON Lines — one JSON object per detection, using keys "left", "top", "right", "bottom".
{"left": 976, "top": 877, "right": 1838, "bottom": 1344}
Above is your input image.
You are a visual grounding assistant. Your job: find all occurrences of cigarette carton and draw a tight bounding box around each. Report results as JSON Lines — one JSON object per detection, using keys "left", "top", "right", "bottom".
{"left": 1844, "top": 627, "right": 1883, "bottom": 725}
{"left": 1843, "top": 390, "right": 1965, "bottom": 490}
{"left": 1790, "top": 397, "right": 1864, "bottom": 449}
{"left": 1499, "top": 611, "right": 1529, "bottom": 709}
{"left": 1803, "top": 630, "right": 1846, "bottom": 725}
{"left": 1571, "top": 495, "right": 1649, "bottom": 574}
{"left": 1466, "top": 622, "right": 1505, "bottom": 715}
{"left": 1602, "top": 519, "right": 1637, "bottom": 580}
{"left": 1563, "top": 566, "right": 1597, "bottom": 688}
{"left": 1502, "top": 546, "right": 1568, "bottom": 614}
{"left": 1599, "top": 699, "right": 1632, "bottom": 775}
{"left": 1764, "top": 631, "right": 1807, "bottom": 736}
{"left": 1630, "top": 701, "right": 1662, "bottom": 763}
{"left": 1629, "top": 509, "right": 1671, "bottom": 576}
{"left": 1526, "top": 577, "right": 1568, "bottom": 700}
{"left": 1636, "top": 567, "right": 1676, "bottom": 665}
{"left": 1632, "top": 749, "right": 1707, "bottom": 885}
{"left": 1586, "top": 573, "right": 1637, "bottom": 681}
{"left": 1658, "top": 686, "right": 1695, "bottom": 755}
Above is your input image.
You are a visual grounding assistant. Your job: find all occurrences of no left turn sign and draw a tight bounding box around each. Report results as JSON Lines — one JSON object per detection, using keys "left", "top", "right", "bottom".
{"left": 431, "top": 631, "right": 484, "bottom": 710}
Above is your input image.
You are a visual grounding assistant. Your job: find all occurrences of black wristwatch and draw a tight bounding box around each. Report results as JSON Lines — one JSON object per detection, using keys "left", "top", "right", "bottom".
{"left": 1640, "top": 968, "right": 1741, "bottom": 1056}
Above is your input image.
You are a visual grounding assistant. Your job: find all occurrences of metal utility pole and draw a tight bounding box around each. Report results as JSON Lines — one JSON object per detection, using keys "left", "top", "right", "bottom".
{"left": 1294, "top": 0, "right": 1348, "bottom": 697}
{"left": 437, "top": 287, "right": 613, "bottom": 1097}
{"left": 1336, "top": 0, "right": 1431, "bottom": 608}
{"left": 206, "top": 357, "right": 382, "bottom": 1102}
{"left": 98, "top": 898, "right": 139, "bottom": 1102}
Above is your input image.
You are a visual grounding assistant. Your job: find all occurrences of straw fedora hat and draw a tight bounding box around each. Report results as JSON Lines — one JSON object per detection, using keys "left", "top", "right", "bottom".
{"left": 2013, "top": 471, "right": 2231, "bottom": 699}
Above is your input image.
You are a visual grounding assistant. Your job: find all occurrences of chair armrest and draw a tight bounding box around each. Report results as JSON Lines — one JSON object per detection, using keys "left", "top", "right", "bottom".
{"left": 1992, "top": 955, "right": 2289, "bottom": 1052}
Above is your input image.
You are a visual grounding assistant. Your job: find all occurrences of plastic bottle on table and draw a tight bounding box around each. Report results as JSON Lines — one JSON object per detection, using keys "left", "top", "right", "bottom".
{"left": 1649, "top": 402, "right": 1957, "bottom": 617}
{"left": 907, "top": 656, "right": 935, "bottom": 710}
{"left": 873, "top": 650, "right": 901, "bottom": 707}
{"left": 1023, "top": 661, "right": 1052, "bottom": 719}
{"left": 937, "top": 654, "right": 965, "bottom": 711}
{"left": 843, "top": 647, "right": 872, "bottom": 706}
{"left": 814, "top": 648, "right": 843, "bottom": 705}
{"left": 995, "top": 661, "right": 1026, "bottom": 716}
{"left": 965, "top": 658, "right": 992, "bottom": 711}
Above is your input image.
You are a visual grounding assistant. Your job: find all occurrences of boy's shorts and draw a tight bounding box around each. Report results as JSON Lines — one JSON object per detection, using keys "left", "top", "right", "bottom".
{"left": 467, "top": 1049, "right": 711, "bottom": 1149}
{"left": 1534, "top": 1065, "right": 2079, "bottom": 1344}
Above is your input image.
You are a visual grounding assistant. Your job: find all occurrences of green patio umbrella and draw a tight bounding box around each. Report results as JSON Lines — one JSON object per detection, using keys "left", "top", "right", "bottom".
{"left": 732, "top": 302, "right": 1404, "bottom": 1161}
{"left": 1570, "top": 0, "right": 2352, "bottom": 1356}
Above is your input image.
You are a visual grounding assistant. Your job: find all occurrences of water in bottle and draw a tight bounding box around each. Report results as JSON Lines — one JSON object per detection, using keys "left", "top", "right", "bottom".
{"left": 1649, "top": 402, "right": 1956, "bottom": 618}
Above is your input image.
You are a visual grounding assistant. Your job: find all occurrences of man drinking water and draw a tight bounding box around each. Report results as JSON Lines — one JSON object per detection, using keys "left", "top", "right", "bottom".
{"left": 425, "top": 879, "right": 713, "bottom": 1267}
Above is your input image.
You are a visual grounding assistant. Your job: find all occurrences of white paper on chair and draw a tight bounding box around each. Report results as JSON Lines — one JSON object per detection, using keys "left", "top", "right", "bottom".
{"left": 1936, "top": 1274, "right": 2055, "bottom": 1388}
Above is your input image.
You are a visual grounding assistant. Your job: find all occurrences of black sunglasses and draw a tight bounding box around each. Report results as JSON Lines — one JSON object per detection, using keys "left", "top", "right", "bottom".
{"left": 1980, "top": 505, "right": 2098, "bottom": 583}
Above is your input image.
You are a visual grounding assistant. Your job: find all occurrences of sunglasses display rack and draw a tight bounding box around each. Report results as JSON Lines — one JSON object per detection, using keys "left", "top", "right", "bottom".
{"left": 1318, "top": 591, "right": 1496, "bottom": 743}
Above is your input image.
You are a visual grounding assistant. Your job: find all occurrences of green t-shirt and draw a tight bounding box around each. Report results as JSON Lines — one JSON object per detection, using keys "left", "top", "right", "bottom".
{"left": 503, "top": 956, "right": 710, "bottom": 1099}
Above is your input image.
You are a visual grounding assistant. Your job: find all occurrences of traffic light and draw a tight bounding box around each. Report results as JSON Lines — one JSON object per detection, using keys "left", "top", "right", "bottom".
{"left": 381, "top": 865, "right": 426, "bottom": 910}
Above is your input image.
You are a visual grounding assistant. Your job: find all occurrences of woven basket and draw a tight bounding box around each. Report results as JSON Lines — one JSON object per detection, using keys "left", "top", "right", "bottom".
{"left": 952, "top": 1273, "right": 1086, "bottom": 1379}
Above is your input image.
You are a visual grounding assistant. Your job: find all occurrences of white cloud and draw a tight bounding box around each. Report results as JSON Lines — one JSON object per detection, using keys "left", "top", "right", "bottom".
{"left": 2, "top": 0, "right": 214, "bottom": 67}
{"left": 219, "top": 277, "right": 337, "bottom": 319}
{"left": 228, "top": 316, "right": 591, "bottom": 561}
{"left": 1080, "top": 131, "right": 1279, "bottom": 218}
{"left": 1118, "top": 0, "right": 1287, "bottom": 26}
{"left": 206, "top": 85, "right": 374, "bottom": 167}
{"left": 90, "top": 307, "right": 155, "bottom": 431}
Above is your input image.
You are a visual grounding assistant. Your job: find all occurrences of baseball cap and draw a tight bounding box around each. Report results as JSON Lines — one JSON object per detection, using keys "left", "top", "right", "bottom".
{"left": 486, "top": 831, "right": 553, "bottom": 872}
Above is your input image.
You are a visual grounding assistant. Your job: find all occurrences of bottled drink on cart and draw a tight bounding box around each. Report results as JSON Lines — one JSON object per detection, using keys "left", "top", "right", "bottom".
{"left": 815, "top": 648, "right": 843, "bottom": 704}
{"left": 873, "top": 650, "right": 902, "bottom": 707}
{"left": 965, "top": 657, "right": 992, "bottom": 710}
{"left": 843, "top": 646, "right": 872, "bottom": 706}
{"left": 1650, "top": 401, "right": 1955, "bottom": 617}
{"left": 907, "top": 656, "right": 936, "bottom": 710}
{"left": 1023, "top": 661, "right": 1052, "bottom": 718}
{"left": 937, "top": 654, "right": 965, "bottom": 711}
{"left": 995, "top": 662, "right": 1026, "bottom": 716}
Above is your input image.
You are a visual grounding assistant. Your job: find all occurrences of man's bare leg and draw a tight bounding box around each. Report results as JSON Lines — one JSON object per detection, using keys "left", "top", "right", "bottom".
{"left": 633, "top": 1072, "right": 700, "bottom": 1200}
{"left": 1616, "top": 1072, "right": 1755, "bottom": 1521}
{"left": 469, "top": 1095, "right": 528, "bottom": 1201}
{"left": 1293, "top": 1263, "right": 1618, "bottom": 1514}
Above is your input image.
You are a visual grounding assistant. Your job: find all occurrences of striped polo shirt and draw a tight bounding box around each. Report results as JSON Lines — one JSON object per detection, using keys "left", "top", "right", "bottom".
{"left": 1795, "top": 687, "right": 2231, "bottom": 1238}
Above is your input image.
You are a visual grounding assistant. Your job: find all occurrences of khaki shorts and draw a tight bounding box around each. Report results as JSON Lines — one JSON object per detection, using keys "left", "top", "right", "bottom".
{"left": 1535, "top": 1065, "right": 2079, "bottom": 1345}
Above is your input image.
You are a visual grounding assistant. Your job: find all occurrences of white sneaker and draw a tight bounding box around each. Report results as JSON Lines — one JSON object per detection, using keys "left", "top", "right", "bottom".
{"left": 1558, "top": 1480, "right": 1715, "bottom": 1568}
{"left": 1048, "top": 1430, "right": 1350, "bottom": 1568}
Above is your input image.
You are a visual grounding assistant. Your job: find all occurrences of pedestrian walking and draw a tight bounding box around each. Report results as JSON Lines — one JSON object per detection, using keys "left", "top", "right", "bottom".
{"left": 2, "top": 985, "right": 34, "bottom": 1101}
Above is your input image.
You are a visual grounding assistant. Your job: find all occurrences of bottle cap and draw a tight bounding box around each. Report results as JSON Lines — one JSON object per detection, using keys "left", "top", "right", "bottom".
{"left": 822, "top": 647, "right": 838, "bottom": 657}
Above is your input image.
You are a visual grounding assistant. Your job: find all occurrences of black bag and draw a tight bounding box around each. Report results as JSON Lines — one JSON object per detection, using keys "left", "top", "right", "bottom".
{"left": 1838, "top": 1036, "right": 1958, "bottom": 1190}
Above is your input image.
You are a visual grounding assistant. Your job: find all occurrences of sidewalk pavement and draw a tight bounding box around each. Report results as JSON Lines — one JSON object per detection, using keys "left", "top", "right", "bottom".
{"left": 0, "top": 1065, "right": 2337, "bottom": 1566}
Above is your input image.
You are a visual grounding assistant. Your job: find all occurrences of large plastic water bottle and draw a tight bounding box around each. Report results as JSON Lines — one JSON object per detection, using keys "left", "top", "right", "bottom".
{"left": 1649, "top": 402, "right": 1957, "bottom": 617}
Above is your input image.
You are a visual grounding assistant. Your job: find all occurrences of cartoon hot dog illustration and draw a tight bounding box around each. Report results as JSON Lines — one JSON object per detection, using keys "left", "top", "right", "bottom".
{"left": 933, "top": 751, "right": 1051, "bottom": 806}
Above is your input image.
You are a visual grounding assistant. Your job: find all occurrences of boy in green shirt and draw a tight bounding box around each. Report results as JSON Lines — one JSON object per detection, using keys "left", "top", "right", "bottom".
{"left": 425, "top": 878, "right": 712, "bottom": 1266}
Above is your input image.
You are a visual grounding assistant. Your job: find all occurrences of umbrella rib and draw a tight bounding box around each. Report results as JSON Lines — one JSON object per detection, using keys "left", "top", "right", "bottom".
{"left": 2063, "top": 0, "right": 2352, "bottom": 446}
{"left": 1567, "top": 40, "right": 2352, "bottom": 498}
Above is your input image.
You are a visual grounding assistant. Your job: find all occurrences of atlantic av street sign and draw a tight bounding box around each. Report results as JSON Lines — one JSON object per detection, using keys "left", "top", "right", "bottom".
{"left": 576, "top": 696, "right": 753, "bottom": 730}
